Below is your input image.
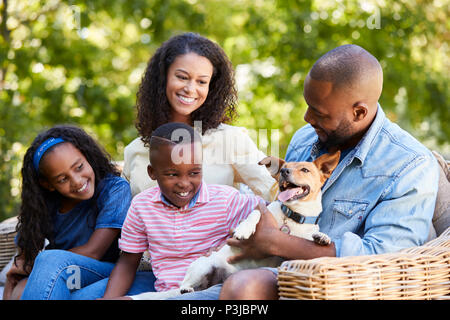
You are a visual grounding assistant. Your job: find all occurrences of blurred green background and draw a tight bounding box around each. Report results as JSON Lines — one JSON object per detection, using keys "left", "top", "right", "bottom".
{"left": 0, "top": 0, "right": 449, "bottom": 221}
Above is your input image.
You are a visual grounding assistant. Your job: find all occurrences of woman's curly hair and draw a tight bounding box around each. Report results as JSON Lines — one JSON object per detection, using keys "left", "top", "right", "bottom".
{"left": 136, "top": 32, "right": 238, "bottom": 146}
{"left": 16, "top": 125, "right": 120, "bottom": 271}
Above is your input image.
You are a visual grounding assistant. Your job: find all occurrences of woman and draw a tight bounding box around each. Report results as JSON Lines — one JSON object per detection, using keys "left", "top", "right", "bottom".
{"left": 123, "top": 32, "right": 276, "bottom": 201}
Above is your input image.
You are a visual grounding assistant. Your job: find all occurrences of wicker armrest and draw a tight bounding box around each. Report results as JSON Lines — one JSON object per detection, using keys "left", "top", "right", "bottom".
{"left": 278, "top": 227, "right": 450, "bottom": 300}
{"left": 0, "top": 216, "right": 18, "bottom": 272}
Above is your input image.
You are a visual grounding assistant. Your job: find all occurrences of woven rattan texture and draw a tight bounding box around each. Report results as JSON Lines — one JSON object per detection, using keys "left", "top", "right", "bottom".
{"left": 0, "top": 216, "right": 18, "bottom": 271}
{"left": 278, "top": 227, "right": 450, "bottom": 300}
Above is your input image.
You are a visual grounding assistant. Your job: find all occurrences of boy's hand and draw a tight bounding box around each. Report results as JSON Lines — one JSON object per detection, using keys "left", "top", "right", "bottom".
{"left": 102, "top": 251, "right": 142, "bottom": 299}
{"left": 226, "top": 202, "right": 279, "bottom": 263}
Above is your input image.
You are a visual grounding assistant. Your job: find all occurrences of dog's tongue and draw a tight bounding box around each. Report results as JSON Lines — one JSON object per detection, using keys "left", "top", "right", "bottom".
{"left": 278, "top": 187, "right": 303, "bottom": 202}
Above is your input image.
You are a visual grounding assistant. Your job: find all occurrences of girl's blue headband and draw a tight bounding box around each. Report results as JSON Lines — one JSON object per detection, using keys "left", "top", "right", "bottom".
{"left": 33, "top": 137, "right": 65, "bottom": 172}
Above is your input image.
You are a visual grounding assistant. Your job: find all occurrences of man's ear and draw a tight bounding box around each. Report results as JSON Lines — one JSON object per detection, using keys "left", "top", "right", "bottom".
{"left": 353, "top": 102, "right": 368, "bottom": 122}
{"left": 39, "top": 179, "right": 55, "bottom": 192}
{"left": 147, "top": 164, "right": 156, "bottom": 180}
{"left": 258, "top": 156, "right": 286, "bottom": 179}
{"left": 313, "top": 150, "right": 341, "bottom": 183}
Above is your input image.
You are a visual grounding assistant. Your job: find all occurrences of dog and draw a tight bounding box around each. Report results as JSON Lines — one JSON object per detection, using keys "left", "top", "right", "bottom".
{"left": 130, "top": 151, "right": 340, "bottom": 300}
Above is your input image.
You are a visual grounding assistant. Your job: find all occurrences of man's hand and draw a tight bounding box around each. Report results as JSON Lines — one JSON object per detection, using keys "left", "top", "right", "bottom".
{"left": 226, "top": 202, "right": 280, "bottom": 264}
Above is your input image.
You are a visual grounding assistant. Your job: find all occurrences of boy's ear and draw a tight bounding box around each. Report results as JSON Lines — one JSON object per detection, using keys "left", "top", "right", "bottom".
{"left": 147, "top": 164, "right": 156, "bottom": 180}
{"left": 258, "top": 156, "right": 286, "bottom": 179}
{"left": 39, "top": 179, "right": 55, "bottom": 192}
{"left": 313, "top": 151, "right": 341, "bottom": 183}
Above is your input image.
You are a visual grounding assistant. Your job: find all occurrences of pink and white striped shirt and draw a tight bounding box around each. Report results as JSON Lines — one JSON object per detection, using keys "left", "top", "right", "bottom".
{"left": 118, "top": 182, "right": 261, "bottom": 291}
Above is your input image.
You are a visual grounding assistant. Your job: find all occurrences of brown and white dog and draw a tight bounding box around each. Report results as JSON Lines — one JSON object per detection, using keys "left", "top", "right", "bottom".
{"left": 130, "top": 151, "right": 340, "bottom": 300}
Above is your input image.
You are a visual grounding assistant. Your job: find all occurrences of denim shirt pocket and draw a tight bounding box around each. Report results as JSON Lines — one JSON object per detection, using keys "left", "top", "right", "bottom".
{"left": 331, "top": 199, "right": 369, "bottom": 232}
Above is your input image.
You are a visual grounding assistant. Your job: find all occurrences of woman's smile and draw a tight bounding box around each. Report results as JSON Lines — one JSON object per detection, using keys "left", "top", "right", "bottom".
{"left": 166, "top": 52, "right": 213, "bottom": 123}
{"left": 177, "top": 94, "right": 196, "bottom": 105}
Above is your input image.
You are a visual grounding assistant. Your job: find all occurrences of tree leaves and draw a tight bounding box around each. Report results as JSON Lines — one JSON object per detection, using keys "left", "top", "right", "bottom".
{"left": 0, "top": 0, "right": 448, "bottom": 220}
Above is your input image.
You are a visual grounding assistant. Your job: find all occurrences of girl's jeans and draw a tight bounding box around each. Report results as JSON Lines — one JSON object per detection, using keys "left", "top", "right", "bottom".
{"left": 21, "top": 249, "right": 156, "bottom": 300}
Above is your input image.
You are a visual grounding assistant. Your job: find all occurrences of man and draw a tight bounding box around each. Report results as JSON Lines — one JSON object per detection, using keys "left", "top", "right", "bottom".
{"left": 170, "top": 44, "right": 439, "bottom": 300}
{"left": 218, "top": 44, "right": 439, "bottom": 299}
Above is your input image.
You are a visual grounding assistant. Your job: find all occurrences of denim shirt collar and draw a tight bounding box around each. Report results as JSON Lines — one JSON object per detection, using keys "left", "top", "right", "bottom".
{"left": 312, "top": 104, "right": 385, "bottom": 165}
{"left": 352, "top": 104, "right": 385, "bottom": 167}
{"left": 319, "top": 104, "right": 386, "bottom": 192}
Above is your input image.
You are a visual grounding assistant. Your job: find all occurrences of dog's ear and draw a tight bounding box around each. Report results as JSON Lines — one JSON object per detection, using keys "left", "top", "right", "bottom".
{"left": 258, "top": 156, "right": 285, "bottom": 179}
{"left": 313, "top": 150, "right": 341, "bottom": 183}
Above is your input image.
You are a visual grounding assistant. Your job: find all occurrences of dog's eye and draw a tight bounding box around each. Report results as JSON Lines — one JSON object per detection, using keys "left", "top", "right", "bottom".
{"left": 301, "top": 168, "right": 309, "bottom": 173}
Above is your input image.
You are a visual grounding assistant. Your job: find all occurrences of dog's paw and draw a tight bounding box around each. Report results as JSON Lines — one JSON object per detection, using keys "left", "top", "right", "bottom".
{"left": 232, "top": 210, "right": 261, "bottom": 240}
{"left": 312, "top": 232, "right": 331, "bottom": 246}
{"left": 180, "top": 287, "right": 194, "bottom": 294}
{"left": 233, "top": 221, "right": 256, "bottom": 240}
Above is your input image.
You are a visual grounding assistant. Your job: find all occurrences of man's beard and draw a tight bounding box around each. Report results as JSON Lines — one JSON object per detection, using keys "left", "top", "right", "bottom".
{"left": 319, "top": 119, "right": 353, "bottom": 150}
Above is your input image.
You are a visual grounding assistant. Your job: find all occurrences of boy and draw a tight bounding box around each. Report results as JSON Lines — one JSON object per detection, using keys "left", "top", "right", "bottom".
{"left": 102, "top": 122, "right": 262, "bottom": 298}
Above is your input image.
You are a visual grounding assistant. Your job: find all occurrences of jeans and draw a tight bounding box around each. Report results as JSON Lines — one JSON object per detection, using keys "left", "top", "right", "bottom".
{"left": 166, "top": 267, "right": 278, "bottom": 300}
{"left": 21, "top": 249, "right": 156, "bottom": 300}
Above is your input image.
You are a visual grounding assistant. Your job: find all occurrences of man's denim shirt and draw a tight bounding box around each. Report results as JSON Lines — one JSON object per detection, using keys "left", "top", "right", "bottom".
{"left": 285, "top": 106, "right": 439, "bottom": 257}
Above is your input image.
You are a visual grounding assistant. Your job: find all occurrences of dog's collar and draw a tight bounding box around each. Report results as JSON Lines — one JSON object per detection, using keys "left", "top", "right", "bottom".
{"left": 280, "top": 202, "right": 320, "bottom": 225}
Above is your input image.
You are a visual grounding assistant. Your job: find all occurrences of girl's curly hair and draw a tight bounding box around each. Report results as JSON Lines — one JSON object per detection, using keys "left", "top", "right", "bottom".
{"left": 136, "top": 32, "right": 238, "bottom": 146}
{"left": 16, "top": 125, "right": 120, "bottom": 271}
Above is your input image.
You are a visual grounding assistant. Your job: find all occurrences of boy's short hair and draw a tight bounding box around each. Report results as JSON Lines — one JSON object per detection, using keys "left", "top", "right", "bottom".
{"left": 150, "top": 122, "right": 202, "bottom": 147}
{"left": 149, "top": 123, "right": 202, "bottom": 165}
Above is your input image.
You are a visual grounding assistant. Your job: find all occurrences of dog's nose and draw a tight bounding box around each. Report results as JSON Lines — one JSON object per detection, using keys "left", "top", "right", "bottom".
{"left": 280, "top": 168, "right": 291, "bottom": 178}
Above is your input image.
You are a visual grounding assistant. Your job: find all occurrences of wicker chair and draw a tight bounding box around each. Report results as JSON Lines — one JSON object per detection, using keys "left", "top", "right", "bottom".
{"left": 1, "top": 155, "right": 449, "bottom": 296}
{"left": 278, "top": 153, "right": 450, "bottom": 300}
{"left": 0, "top": 216, "right": 17, "bottom": 273}
{"left": 278, "top": 226, "right": 450, "bottom": 300}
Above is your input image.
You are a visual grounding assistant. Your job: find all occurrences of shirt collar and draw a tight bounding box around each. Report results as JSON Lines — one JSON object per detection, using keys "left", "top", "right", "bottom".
{"left": 312, "top": 104, "right": 385, "bottom": 167}
{"left": 151, "top": 180, "right": 209, "bottom": 210}
{"left": 351, "top": 104, "right": 385, "bottom": 166}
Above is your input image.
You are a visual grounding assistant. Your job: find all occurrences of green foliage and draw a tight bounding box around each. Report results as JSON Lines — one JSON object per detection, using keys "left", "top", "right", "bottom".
{"left": 0, "top": 0, "right": 448, "bottom": 220}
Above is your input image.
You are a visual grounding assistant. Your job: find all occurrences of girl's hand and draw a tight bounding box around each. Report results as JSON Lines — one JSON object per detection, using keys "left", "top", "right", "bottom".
{"left": 3, "top": 256, "right": 30, "bottom": 300}
{"left": 7, "top": 255, "right": 30, "bottom": 278}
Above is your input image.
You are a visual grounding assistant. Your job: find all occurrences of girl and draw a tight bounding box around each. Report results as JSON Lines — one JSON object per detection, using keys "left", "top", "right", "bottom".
{"left": 123, "top": 32, "right": 276, "bottom": 201}
{"left": 3, "top": 125, "right": 140, "bottom": 300}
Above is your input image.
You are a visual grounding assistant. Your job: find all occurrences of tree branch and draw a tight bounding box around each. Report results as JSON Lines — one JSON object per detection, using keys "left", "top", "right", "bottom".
{"left": 0, "top": 0, "right": 9, "bottom": 42}
{"left": 0, "top": 0, "right": 10, "bottom": 89}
